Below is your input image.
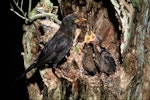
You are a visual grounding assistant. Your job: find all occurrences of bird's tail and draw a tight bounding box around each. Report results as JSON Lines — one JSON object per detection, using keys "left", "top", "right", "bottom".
{"left": 16, "top": 60, "right": 38, "bottom": 80}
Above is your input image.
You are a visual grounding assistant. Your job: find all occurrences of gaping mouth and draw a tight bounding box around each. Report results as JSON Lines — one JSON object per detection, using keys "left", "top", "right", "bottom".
{"left": 74, "top": 18, "right": 86, "bottom": 23}
{"left": 84, "top": 31, "right": 96, "bottom": 44}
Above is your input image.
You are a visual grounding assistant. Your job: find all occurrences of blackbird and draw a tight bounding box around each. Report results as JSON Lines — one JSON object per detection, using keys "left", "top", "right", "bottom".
{"left": 82, "top": 32, "right": 98, "bottom": 75}
{"left": 94, "top": 46, "right": 116, "bottom": 75}
{"left": 84, "top": 31, "right": 116, "bottom": 75}
{"left": 82, "top": 43, "right": 97, "bottom": 76}
{"left": 17, "top": 13, "right": 86, "bottom": 80}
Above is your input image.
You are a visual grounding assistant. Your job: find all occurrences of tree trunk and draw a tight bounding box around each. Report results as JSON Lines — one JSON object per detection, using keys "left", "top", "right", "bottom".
{"left": 18, "top": 0, "right": 150, "bottom": 99}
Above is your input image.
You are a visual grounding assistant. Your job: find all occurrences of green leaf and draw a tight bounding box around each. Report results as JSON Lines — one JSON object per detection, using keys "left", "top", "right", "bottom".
{"left": 74, "top": 45, "right": 80, "bottom": 52}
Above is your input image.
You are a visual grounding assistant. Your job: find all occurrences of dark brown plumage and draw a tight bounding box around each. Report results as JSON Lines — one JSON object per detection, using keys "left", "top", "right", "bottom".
{"left": 17, "top": 14, "right": 86, "bottom": 80}
{"left": 93, "top": 46, "right": 116, "bottom": 75}
{"left": 82, "top": 43, "right": 97, "bottom": 76}
{"left": 84, "top": 31, "right": 116, "bottom": 76}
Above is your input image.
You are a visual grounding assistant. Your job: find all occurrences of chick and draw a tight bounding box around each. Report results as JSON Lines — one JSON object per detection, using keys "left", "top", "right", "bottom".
{"left": 84, "top": 31, "right": 116, "bottom": 76}
{"left": 82, "top": 43, "right": 97, "bottom": 76}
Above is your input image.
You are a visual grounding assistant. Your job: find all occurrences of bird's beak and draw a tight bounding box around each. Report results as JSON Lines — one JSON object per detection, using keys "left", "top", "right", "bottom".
{"left": 74, "top": 18, "right": 86, "bottom": 23}
{"left": 84, "top": 31, "right": 96, "bottom": 44}
{"left": 84, "top": 32, "right": 91, "bottom": 43}
{"left": 90, "top": 31, "right": 96, "bottom": 42}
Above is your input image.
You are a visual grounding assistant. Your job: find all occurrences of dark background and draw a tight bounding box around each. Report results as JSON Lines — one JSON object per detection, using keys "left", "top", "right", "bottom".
{"left": 1, "top": 1, "right": 28, "bottom": 100}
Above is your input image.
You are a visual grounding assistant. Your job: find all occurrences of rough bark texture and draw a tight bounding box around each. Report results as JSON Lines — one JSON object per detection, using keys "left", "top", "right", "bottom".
{"left": 20, "top": 0, "right": 149, "bottom": 100}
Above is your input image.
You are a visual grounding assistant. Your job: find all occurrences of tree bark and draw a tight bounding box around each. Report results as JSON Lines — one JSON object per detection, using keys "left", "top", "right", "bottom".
{"left": 19, "top": 0, "right": 150, "bottom": 99}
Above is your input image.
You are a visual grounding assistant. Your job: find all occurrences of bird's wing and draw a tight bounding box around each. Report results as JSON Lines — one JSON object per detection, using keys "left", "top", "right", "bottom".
{"left": 54, "top": 35, "right": 72, "bottom": 53}
{"left": 37, "top": 32, "right": 72, "bottom": 66}
{"left": 101, "top": 51, "right": 116, "bottom": 71}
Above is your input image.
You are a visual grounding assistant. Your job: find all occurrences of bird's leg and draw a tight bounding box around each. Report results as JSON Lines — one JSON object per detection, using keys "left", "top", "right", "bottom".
{"left": 51, "top": 66, "right": 59, "bottom": 78}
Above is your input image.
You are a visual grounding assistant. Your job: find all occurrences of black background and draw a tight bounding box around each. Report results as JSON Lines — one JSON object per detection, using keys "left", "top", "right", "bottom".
{"left": 1, "top": 1, "right": 28, "bottom": 100}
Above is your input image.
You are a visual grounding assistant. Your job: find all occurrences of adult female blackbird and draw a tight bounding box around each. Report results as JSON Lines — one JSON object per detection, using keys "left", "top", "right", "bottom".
{"left": 17, "top": 14, "right": 86, "bottom": 80}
